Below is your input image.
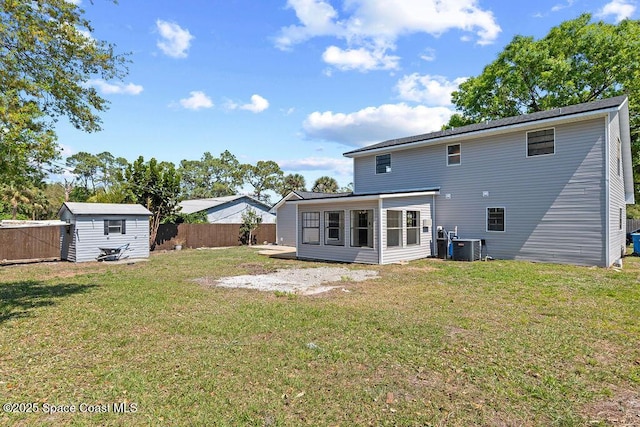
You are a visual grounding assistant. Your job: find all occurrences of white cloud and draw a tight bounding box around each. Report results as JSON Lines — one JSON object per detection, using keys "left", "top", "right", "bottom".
{"left": 420, "top": 48, "right": 436, "bottom": 62}
{"left": 226, "top": 94, "right": 270, "bottom": 113}
{"left": 179, "top": 91, "right": 213, "bottom": 110}
{"left": 156, "top": 20, "right": 194, "bottom": 58}
{"left": 276, "top": 0, "right": 501, "bottom": 71}
{"left": 596, "top": 0, "right": 636, "bottom": 22}
{"left": 551, "top": 0, "right": 575, "bottom": 12}
{"left": 395, "top": 74, "right": 467, "bottom": 106}
{"left": 88, "top": 79, "right": 143, "bottom": 95}
{"left": 279, "top": 157, "right": 353, "bottom": 176}
{"left": 303, "top": 103, "right": 454, "bottom": 147}
{"left": 322, "top": 45, "right": 400, "bottom": 72}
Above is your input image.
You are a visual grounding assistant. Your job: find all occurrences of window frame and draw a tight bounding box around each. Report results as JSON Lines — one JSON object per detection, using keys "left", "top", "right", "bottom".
{"left": 526, "top": 128, "right": 555, "bottom": 157}
{"left": 301, "top": 211, "right": 320, "bottom": 245}
{"left": 386, "top": 210, "right": 402, "bottom": 248}
{"left": 447, "top": 143, "right": 461, "bottom": 166}
{"left": 375, "top": 153, "right": 392, "bottom": 174}
{"left": 324, "top": 210, "right": 345, "bottom": 246}
{"left": 406, "top": 210, "right": 420, "bottom": 246}
{"left": 104, "top": 219, "right": 126, "bottom": 235}
{"left": 486, "top": 207, "right": 506, "bottom": 232}
{"left": 350, "top": 209, "right": 374, "bottom": 248}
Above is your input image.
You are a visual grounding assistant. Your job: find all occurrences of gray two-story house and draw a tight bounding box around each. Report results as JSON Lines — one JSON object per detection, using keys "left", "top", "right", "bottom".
{"left": 289, "top": 96, "right": 634, "bottom": 267}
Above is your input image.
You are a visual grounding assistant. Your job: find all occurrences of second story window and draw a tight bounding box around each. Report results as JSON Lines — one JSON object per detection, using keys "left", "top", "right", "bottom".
{"left": 447, "top": 144, "right": 461, "bottom": 166}
{"left": 376, "top": 154, "right": 391, "bottom": 174}
{"left": 527, "top": 129, "right": 555, "bottom": 157}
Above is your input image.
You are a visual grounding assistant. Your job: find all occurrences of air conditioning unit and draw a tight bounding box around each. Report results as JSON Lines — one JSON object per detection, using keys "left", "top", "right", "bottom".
{"left": 452, "top": 239, "right": 482, "bottom": 261}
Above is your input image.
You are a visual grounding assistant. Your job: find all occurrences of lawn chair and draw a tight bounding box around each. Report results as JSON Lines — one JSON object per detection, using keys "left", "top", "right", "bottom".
{"left": 97, "top": 243, "right": 131, "bottom": 261}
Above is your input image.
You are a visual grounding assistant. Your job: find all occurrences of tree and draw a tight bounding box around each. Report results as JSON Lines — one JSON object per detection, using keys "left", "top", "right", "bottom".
{"left": 122, "top": 157, "right": 181, "bottom": 249}
{"left": 239, "top": 207, "right": 262, "bottom": 246}
{"left": 178, "top": 150, "right": 244, "bottom": 199}
{"left": 312, "top": 176, "right": 339, "bottom": 193}
{"left": 447, "top": 14, "right": 640, "bottom": 187}
{"left": 279, "top": 173, "right": 307, "bottom": 197}
{"left": 0, "top": 0, "right": 127, "bottom": 185}
{"left": 66, "top": 152, "right": 101, "bottom": 193}
{"left": 1, "top": 182, "right": 34, "bottom": 219}
{"left": 244, "top": 160, "right": 284, "bottom": 204}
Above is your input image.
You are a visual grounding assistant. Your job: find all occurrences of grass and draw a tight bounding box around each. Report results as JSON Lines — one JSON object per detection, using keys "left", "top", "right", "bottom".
{"left": 0, "top": 247, "right": 639, "bottom": 426}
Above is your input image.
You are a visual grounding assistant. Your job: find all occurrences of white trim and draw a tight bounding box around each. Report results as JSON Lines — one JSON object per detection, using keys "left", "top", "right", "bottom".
{"left": 290, "top": 190, "right": 440, "bottom": 205}
{"left": 378, "top": 199, "right": 384, "bottom": 264}
{"left": 272, "top": 191, "right": 303, "bottom": 211}
{"left": 345, "top": 107, "right": 618, "bottom": 158}
{"left": 604, "top": 116, "right": 611, "bottom": 266}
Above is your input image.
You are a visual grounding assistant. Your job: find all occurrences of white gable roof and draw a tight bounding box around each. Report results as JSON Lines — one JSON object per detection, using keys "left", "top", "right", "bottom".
{"left": 179, "top": 195, "right": 271, "bottom": 215}
{"left": 60, "top": 202, "right": 152, "bottom": 216}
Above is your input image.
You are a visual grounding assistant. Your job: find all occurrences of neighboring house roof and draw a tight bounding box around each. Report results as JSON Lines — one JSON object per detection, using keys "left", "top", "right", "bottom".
{"left": 344, "top": 95, "right": 629, "bottom": 157}
{"left": 0, "top": 220, "right": 68, "bottom": 228}
{"left": 179, "top": 195, "right": 272, "bottom": 215}
{"left": 59, "top": 202, "right": 152, "bottom": 216}
{"left": 272, "top": 190, "right": 353, "bottom": 210}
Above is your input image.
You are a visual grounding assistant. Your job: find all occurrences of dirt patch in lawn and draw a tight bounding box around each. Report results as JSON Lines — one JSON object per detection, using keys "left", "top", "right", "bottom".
{"left": 582, "top": 388, "right": 640, "bottom": 425}
{"left": 195, "top": 267, "right": 379, "bottom": 295}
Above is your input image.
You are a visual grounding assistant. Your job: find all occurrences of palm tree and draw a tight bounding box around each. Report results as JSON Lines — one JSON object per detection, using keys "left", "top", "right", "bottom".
{"left": 1, "top": 183, "right": 34, "bottom": 219}
{"left": 280, "top": 173, "right": 306, "bottom": 196}
{"left": 312, "top": 176, "right": 338, "bottom": 193}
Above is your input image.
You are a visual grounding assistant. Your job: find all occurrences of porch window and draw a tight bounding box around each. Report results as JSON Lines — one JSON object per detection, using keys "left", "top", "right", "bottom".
{"left": 104, "top": 219, "right": 126, "bottom": 235}
{"left": 325, "top": 211, "right": 344, "bottom": 246}
{"left": 386, "top": 210, "right": 402, "bottom": 247}
{"left": 351, "top": 210, "right": 373, "bottom": 248}
{"left": 302, "top": 212, "right": 320, "bottom": 244}
{"left": 406, "top": 211, "right": 420, "bottom": 245}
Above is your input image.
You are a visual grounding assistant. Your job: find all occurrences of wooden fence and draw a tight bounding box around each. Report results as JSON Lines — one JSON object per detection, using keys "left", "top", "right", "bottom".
{"left": 154, "top": 223, "right": 276, "bottom": 250}
{"left": 628, "top": 219, "right": 640, "bottom": 232}
{"left": 0, "top": 226, "right": 61, "bottom": 262}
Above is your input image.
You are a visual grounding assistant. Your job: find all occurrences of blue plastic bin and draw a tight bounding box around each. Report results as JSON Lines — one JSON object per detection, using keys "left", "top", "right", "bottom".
{"left": 632, "top": 233, "right": 640, "bottom": 255}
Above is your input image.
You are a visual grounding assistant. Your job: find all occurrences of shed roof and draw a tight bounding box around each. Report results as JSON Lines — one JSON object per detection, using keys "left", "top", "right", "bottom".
{"left": 344, "top": 95, "right": 628, "bottom": 157}
{"left": 179, "top": 194, "right": 272, "bottom": 215}
{"left": 60, "top": 202, "right": 152, "bottom": 216}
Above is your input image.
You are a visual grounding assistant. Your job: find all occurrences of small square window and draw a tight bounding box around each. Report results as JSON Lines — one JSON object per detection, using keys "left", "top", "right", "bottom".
{"left": 527, "top": 129, "right": 555, "bottom": 156}
{"left": 376, "top": 154, "right": 391, "bottom": 174}
{"left": 447, "top": 144, "right": 461, "bottom": 166}
{"left": 487, "top": 208, "right": 505, "bottom": 232}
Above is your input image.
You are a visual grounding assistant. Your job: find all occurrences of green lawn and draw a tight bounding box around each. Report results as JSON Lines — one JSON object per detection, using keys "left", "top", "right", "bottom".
{"left": 1, "top": 247, "right": 639, "bottom": 426}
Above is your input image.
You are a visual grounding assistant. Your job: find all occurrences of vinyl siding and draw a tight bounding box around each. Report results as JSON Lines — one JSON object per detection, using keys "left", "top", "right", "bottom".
{"left": 353, "top": 118, "right": 608, "bottom": 266}
{"left": 381, "top": 196, "right": 433, "bottom": 263}
{"left": 608, "top": 110, "right": 626, "bottom": 264}
{"left": 72, "top": 215, "right": 150, "bottom": 262}
{"left": 276, "top": 201, "right": 297, "bottom": 246}
{"left": 297, "top": 201, "right": 379, "bottom": 264}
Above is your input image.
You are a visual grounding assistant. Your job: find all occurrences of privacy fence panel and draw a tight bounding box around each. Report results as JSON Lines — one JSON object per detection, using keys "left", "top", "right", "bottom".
{"left": 628, "top": 219, "right": 640, "bottom": 233}
{"left": 155, "top": 223, "right": 276, "bottom": 250}
{"left": 0, "top": 227, "right": 61, "bottom": 262}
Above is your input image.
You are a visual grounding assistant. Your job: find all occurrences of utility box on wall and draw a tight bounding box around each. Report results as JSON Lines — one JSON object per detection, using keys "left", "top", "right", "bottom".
{"left": 452, "top": 239, "right": 482, "bottom": 261}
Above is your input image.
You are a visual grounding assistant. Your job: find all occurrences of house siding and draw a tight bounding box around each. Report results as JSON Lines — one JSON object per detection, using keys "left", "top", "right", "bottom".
{"left": 608, "top": 110, "right": 627, "bottom": 264}
{"left": 71, "top": 214, "right": 150, "bottom": 262}
{"left": 276, "top": 199, "right": 298, "bottom": 246}
{"left": 297, "top": 201, "right": 379, "bottom": 264}
{"left": 381, "top": 196, "right": 433, "bottom": 263}
{"left": 354, "top": 118, "right": 609, "bottom": 266}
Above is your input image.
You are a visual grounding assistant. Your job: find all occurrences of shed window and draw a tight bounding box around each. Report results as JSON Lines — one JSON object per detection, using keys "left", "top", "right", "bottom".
{"left": 351, "top": 210, "right": 373, "bottom": 248}
{"left": 527, "top": 129, "right": 555, "bottom": 156}
{"left": 447, "top": 144, "right": 461, "bottom": 166}
{"left": 376, "top": 154, "right": 391, "bottom": 174}
{"left": 325, "top": 211, "right": 344, "bottom": 246}
{"left": 386, "top": 210, "right": 402, "bottom": 247}
{"left": 302, "top": 212, "right": 320, "bottom": 244}
{"left": 487, "top": 208, "right": 505, "bottom": 232}
{"left": 104, "top": 219, "right": 126, "bottom": 235}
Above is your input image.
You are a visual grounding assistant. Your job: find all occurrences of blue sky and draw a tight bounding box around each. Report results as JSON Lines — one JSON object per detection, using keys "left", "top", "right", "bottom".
{"left": 55, "top": 0, "right": 638, "bottom": 191}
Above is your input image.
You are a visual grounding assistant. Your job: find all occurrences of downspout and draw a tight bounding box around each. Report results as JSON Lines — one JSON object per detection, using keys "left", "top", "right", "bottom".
{"left": 432, "top": 194, "right": 437, "bottom": 257}
{"left": 378, "top": 198, "right": 383, "bottom": 264}
{"left": 604, "top": 116, "right": 611, "bottom": 267}
{"left": 295, "top": 203, "right": 299, "bottom": 258}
